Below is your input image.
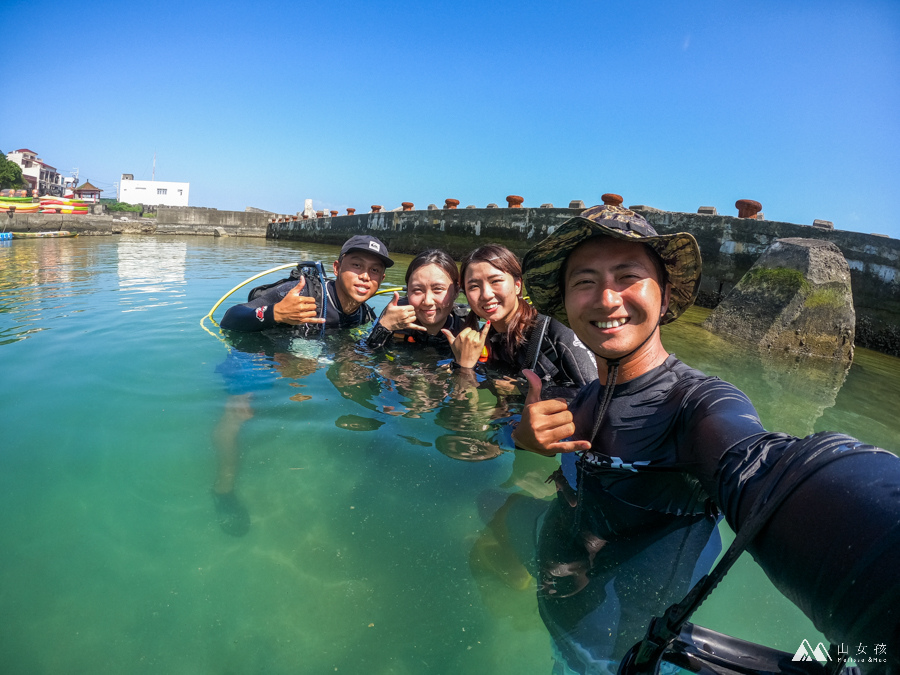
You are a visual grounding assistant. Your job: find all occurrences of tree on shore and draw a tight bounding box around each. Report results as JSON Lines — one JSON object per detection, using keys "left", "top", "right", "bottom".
{"left": 0, "top": 151, "right": 28, "bottom": 190}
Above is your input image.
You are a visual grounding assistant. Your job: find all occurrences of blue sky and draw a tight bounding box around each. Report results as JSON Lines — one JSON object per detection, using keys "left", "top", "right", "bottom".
{"left": 2, "top": 0, "right": 898, "bottom": 238}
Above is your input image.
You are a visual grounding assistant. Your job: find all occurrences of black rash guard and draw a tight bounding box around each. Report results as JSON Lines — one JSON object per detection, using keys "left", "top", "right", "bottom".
{"left": 220, "top": 278, "right": 375, "bottom": 334}
{"left": 482, "top": 314, "right": 597, "bottom": 398}
{"left": 365, "top": 299, "right": 467, "bottom": 351}
{"left": 564, "top": 354, "right": 900, "bottom": 660}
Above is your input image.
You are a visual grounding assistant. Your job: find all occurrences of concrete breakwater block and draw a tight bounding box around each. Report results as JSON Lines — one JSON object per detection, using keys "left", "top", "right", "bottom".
{"left": 703, "top": 238, "right": 855, "bottom": 361}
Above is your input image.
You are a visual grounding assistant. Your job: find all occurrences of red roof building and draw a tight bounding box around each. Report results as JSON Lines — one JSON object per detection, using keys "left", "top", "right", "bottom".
{"left": 5, "top": 149, "right": 69, "bottom": 197}
{"left": 74, "top": 181, "right": 102, "bottom": 202}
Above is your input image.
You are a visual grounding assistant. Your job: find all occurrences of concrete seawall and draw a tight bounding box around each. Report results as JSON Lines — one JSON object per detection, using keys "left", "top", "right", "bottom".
{"left": 1, "top": 206, "right": 271, "bottom": 237}
{"left": 3, "top": 204, "right": 898, "bottom": 355}
{"left": 266, "top": 207, "right": 584, "bottom": 259}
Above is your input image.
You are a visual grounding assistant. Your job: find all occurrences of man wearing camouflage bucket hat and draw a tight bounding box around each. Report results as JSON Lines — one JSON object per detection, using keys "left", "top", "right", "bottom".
{"left": 507, "top": 204, "right": 900, "bottom": 673}
{"left": 513, "top": 204, "right": 704, "bottom": 456}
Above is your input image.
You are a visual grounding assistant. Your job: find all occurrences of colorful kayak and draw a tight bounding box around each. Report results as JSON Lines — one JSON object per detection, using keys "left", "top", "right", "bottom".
{"left": 39, "top": 198, "right": 89, "bottom": 214}
{"left": 11, "top": 231, "right": 77, "bottom": 238}
{"left": 0, "top": 204, "right": 41, "bottom": 213}
{"left": 40, "top": 199, "right": 88, "bottom": 206}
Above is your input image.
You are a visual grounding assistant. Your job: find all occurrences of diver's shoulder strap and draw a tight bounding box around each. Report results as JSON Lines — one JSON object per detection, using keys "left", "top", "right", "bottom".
{"left": 524, "top": 314, "right": 550, "bottom": 373}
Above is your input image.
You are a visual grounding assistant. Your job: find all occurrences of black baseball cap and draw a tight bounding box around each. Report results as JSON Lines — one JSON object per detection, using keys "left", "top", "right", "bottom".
{"left": 339, "top": 234, "right": 394, "bottom": 268}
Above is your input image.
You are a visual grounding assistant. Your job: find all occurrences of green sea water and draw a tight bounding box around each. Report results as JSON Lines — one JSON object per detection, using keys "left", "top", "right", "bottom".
{"left": 0, "top": 235, "right": 897, "bottom": 674}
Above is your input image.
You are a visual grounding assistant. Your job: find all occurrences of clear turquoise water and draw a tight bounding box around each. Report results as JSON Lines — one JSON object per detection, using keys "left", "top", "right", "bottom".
{"left": 1, "top": 235, "right": 897, "bottom": 674}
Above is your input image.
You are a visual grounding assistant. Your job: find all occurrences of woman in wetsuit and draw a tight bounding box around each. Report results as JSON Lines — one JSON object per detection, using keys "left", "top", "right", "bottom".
{"left": 445, "top": 244, "right": 596, "bottom": 399}
{"left": 366, "top": 249, "right": 466, "bottom": 351}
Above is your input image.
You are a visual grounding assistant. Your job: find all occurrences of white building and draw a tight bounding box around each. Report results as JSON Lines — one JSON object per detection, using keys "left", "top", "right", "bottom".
{"left": 5, "top": 148, "right": 70, "bottom": 197}
{"left": 118, "top": 174, "right": 190, "bottom": 207}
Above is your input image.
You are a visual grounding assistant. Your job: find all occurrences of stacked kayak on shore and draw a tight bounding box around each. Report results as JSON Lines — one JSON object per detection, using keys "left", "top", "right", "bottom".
{"left": 0, "top": 195, "right": 90, "bottom": 214}
{"left": 0, "top": 197, "right": 40, "bottom": 213}
{"left": 39, "top": 197, "right": 90, "bottom": 214}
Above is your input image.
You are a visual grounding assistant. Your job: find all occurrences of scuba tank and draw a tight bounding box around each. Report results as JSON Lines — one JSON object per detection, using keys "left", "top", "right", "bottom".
{"left": 247, "top": 261, "right": 329, "bottom": 337}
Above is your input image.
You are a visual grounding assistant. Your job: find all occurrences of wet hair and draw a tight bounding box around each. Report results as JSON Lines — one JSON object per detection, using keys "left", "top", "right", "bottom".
{"left": 405, "top": 249, "right": 460, "bottom": 288}
{"left": 459, "top": 244, "right": 537, "bottom": 361}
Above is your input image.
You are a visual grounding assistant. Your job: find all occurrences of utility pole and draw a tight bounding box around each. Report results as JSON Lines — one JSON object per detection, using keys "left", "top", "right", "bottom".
{"left": 68, "top": 169, "right": 79, "bottom": 197}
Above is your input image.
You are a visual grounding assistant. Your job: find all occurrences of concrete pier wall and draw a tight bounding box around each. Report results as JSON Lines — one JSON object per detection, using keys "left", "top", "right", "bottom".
{"left": 155, "top": 206, "right": 271, "bottom": 236}
{"left": 266, "top": 207, "right": 584, "bottom": 259}
{"left": 2, "top": 211, "right": 158, "bottom": 235}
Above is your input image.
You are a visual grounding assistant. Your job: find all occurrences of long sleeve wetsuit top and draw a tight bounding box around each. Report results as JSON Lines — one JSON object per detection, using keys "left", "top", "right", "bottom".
{"left": 561, "top": 354, "right": 900, "bottom": 661}
{"left": 220, "top": 279, "right": 375, "bottom": 333}
{"left": 483, "top": 315, "right": 597, "bottom": 398}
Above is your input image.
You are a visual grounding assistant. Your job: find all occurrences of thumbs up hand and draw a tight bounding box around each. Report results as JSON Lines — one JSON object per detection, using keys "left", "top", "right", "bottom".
{"left": 378, "top": 292, "right": 426, "bottom": 332}
{"left": 273, "top": 277, "right": 326, "bottom": 325}
{"left": 442, "top": 320, "right": 491, "bottom": 369}
{"left": 510, "top": 369, "right": 592, "bottom": 456}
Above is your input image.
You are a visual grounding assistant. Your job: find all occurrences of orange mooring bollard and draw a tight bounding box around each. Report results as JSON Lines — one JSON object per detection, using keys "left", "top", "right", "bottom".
{"left": 506, "top": 195, "right": 524, "bottom": 208}
{"left": 444, "top": 198, "right": 460, "bottom": 209}
{"left": 601, "top": 193, "right": 623, "bottom": 207}
{"left": 735, "top": 199, "right": 762, "bottom": 219}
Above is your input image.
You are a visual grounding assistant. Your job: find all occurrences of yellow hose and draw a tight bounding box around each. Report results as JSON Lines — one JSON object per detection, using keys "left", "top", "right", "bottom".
{"left": 200, "top": 263, "right": 298, "bottom": 337}
{"left": 203, "top": 263, "right": 299, "bottom": 323}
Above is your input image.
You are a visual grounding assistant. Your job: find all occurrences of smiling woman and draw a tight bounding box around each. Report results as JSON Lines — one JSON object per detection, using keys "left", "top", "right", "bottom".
{"left": 448, "top": 244, "right": 597, "bottom": 400}
{"left": 365, "top": 249, "right": 466, "bottom": 350}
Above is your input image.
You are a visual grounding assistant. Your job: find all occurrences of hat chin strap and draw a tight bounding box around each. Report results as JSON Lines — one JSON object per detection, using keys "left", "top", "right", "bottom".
{"left": 586, "top": 309, "right": 665, "bottom": 450}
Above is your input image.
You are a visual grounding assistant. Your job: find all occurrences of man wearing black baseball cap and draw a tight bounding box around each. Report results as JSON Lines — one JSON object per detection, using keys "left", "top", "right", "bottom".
{"left": 213, "top": 234, "right": 393, "bottom": 535}
{"left": 221, "top": 234, "right": 393, "bottom": 333}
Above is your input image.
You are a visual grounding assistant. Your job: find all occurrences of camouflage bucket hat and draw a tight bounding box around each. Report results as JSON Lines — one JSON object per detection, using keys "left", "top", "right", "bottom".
{"left": 522, "top": 205, "right": 702, "bottom": 327}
